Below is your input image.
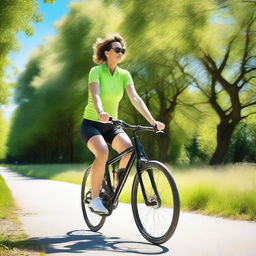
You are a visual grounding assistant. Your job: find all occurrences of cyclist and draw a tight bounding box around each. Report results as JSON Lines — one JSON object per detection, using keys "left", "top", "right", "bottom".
{"left": 80, "top": 33, "right": 165, "bottom": 214}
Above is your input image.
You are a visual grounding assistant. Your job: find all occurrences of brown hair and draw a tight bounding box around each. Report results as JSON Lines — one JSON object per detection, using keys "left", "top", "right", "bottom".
{"left": 92, "top": 33, "right": 126, "bottom": 64}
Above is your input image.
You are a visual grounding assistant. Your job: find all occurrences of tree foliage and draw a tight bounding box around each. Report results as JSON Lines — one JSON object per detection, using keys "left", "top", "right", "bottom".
{"left": 0, "top": 0, "right": 55, "bottom": 105}
{"left": 7, "top": 0, "right": 122, "bottom": 163}
{"left": 6, "top": 0, "right": 256, "bottom": 164}
{"left": 226, "top": 121, "right": 256, "bottom": 163}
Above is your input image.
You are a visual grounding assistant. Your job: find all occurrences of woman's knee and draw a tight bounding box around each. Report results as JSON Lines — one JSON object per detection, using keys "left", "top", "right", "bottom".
{"left": 87, "top": 135, "right": 109, "bottom": 160}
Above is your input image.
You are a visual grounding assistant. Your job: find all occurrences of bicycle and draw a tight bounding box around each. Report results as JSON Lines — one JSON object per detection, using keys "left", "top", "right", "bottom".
{"left": 81, "top": 118, "right": 180, "bottom": 244}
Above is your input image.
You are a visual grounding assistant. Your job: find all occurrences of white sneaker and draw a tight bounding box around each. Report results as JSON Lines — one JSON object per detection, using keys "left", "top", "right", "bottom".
{"left": 89, "top": 197, "right": 108, "bottom": 214}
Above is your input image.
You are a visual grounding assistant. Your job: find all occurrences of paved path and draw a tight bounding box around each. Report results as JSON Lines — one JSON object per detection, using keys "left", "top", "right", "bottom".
{"left": 1, "top": 167, "right": 256, "bottom": 256}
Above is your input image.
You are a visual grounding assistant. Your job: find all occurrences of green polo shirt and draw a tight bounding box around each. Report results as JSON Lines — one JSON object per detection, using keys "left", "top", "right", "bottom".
{"left": 83, "top": 63, "right": 133, "bottom": 121}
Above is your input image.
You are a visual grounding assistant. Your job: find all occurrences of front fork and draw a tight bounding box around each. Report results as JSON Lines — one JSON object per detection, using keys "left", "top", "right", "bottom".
{"left": 134, "top": 135, "right": 162, "bottom": 207}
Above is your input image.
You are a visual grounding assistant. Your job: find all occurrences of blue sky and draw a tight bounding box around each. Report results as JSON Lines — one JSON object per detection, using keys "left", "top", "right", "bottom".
{"left": 3, "top": 0, "right": 80, "bottom": 119}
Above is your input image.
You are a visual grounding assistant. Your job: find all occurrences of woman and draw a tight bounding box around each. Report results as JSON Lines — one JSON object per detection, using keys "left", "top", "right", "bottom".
{"left": 81, "top": 33, "right": 165, "bottom": 214}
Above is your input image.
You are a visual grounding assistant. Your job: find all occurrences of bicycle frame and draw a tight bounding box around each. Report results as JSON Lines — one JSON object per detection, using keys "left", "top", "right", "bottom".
{"left": 104, "top": 130, "right": 161, "bottom": 213}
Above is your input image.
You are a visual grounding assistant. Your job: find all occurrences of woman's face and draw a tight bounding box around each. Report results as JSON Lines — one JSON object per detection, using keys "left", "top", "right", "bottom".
{"left": 105, "top": 41, "right": 125, "bottom": 64}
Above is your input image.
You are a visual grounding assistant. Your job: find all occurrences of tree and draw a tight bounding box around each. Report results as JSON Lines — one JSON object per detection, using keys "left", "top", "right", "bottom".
{"left": 115, "top": 0, "right": 213, "bottom": 162}
{"left": 7, "top": 0, "right": 123, "bottom": 163}
{"left": 0, "top": 0, "right": 55, "bottom": 105}
{"left": 193, "top": 7, "right": 256, "bottom": 164}
{"left": 145, "top": 59, "right": 193, "bottom": 162}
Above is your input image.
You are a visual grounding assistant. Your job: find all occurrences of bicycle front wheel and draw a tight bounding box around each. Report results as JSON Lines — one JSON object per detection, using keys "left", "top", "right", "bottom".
{"left": 131, "top": 161, "right": 180, "bottom": 244}
{"left": 81, "top": 166, "right": 106, "bottom": 232}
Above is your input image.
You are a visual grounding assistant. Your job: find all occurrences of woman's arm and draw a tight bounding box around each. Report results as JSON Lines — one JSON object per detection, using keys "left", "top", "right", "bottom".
{"left": 89, "top": 82, "right": 109, "bottom": 122}
{"left": 125, "top": 84, "right": 165, "bottom": 130}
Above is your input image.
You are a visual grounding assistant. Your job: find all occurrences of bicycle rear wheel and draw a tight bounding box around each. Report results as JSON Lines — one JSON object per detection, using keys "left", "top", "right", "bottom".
{"left": 131, "top": 161, "right": 180, "bottom": 244}
{"left": 81, "top": 166, "right": 106, "bottom": 231}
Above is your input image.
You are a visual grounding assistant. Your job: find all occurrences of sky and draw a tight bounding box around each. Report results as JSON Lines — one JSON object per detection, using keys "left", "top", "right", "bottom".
{"left": 2, "top": 0, "right": 80, "bottom": 120}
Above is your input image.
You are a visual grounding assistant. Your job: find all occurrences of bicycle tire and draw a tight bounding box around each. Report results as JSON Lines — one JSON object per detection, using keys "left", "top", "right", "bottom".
{"left": 131, "top": 161, "right": 180, "bottom": 244}
{"left": 81, "top": 166, "right": 106, "bottom": 231}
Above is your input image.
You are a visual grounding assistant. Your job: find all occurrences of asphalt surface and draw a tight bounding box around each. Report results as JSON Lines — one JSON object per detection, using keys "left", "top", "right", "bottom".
{"left": 1, "top": 166, "right": 256, "bottom": 256}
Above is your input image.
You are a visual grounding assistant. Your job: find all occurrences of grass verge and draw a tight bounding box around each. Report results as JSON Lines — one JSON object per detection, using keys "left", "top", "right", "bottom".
{"left": 0, "top": 175, "right": 45, "bottom": 256}
{"left": 6, "top": 163, "right": 256, "bottom": 221}
{"left": 175, "top": 163, "right": 256, "bottom": 221}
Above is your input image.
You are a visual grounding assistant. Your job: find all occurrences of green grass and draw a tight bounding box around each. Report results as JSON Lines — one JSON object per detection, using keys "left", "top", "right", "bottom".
{"left": 5, "top": 163, "right": 86, "bottom": 183}
{"left": 7, "top": 163, "right": 256, "bottom": 221}
{"left": 0, "top": 233, "right": 45, "bottom": 256}
{"left": 174, "top": 164, "right": 256, "bottom": 220}
{"left": 0, "top": 175, "right": 45, "bottom": 256}
{"left": 0, "top": 175, "right": 15, "bottom": 219}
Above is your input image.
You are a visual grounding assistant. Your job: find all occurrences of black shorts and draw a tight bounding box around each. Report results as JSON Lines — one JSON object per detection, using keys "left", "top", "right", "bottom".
{"left": 80, "top": 118, "right": 125, "bottom": 145}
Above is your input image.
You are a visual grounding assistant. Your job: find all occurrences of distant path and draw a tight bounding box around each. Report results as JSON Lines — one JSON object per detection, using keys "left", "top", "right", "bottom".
{"left": 1, "top": 167, "right": 256, "bottom": 256}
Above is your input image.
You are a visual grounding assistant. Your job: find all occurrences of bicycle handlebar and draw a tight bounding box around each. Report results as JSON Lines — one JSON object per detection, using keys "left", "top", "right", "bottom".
{"left": 109, "top": 117, "right": 164, "bottom": 133}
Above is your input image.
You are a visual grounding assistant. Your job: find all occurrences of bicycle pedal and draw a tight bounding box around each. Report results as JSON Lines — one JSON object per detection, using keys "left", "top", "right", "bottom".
{"left": 84, "top": 199, "right": 91, "bottom": 204}
{"left": 89, "top": 206, "right": 108, "bottom": 216}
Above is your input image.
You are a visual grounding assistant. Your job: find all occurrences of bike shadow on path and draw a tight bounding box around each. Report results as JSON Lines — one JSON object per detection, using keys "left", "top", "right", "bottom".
{"left": 33, "top": 229, "right": 170, "bottom": 255}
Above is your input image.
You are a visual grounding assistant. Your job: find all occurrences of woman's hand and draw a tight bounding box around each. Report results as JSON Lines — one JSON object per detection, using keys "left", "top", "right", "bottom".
{"left": 151, "top": 120, "right": 165, "bottom": 131}
{"left": 98, "top": 111, "right": 110, "bottom": 122}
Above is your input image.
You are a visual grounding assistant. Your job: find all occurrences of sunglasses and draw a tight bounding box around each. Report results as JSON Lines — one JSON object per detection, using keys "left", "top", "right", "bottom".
{"left": 111, "top": 47, "right": 126, "bottom": 54}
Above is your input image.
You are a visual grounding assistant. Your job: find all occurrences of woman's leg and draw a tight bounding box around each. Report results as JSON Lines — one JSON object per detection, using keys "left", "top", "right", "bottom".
{"left": 111, "top": 133, "right": 133, "bottom": 168}
{"left": 87, "top": 135, "right": 109, "bottom": 199}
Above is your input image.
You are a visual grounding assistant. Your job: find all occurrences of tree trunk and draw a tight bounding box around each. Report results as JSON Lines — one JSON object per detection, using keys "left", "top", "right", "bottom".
{"left": 210, "top": 122, "right": 237, "bottom": 165}
{"left": 157, "top": 125, "right": 170, "bottom": 163}
{"left": 156, "top": 104, "right": 175, "bottom": 163}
